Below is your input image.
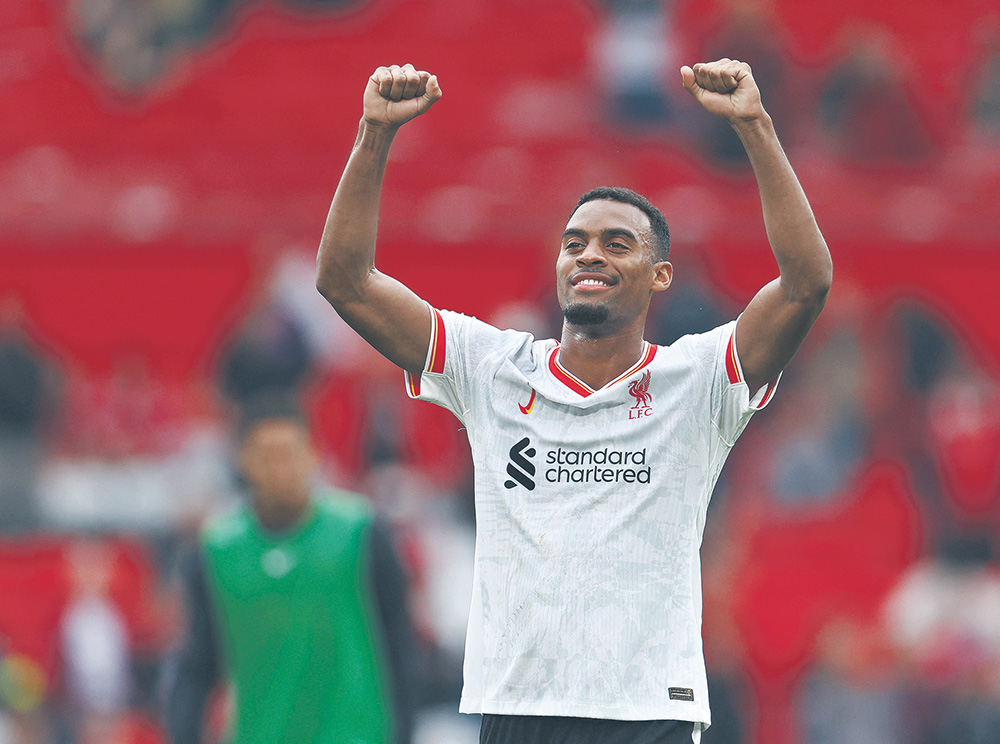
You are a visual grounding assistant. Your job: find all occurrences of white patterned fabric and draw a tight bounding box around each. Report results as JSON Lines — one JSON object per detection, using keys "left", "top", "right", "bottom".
{"left": 404, "top": 306, "right": 778, "bottom": 726}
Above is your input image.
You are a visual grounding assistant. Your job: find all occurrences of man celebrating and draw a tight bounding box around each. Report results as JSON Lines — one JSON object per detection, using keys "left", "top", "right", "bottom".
{"left": 316, "top": 61, "right": 831, "bottom": 742}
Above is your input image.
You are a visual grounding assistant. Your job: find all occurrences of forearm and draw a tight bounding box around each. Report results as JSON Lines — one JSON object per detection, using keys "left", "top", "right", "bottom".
{"left": 316, "top": 120, "right": 398, "bottom": 304}
{"left": 734, "top": 115, "right": 832, "bottom": 303}
{"left": 683, "top": 58, "right": 831, "bottom": 389}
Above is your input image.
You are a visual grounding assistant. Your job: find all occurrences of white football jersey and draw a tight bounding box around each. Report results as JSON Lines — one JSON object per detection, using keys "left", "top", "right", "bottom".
{"left": 405, "top": 306, "right": 778, "bottom": 726}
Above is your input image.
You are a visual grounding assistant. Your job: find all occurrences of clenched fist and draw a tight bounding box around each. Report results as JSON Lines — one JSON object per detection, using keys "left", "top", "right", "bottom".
{"left": 680, "top": 59, "right": 765, "bottom": 123}
{"left": 364, "top": 63, "right": 442, "bottom": 130}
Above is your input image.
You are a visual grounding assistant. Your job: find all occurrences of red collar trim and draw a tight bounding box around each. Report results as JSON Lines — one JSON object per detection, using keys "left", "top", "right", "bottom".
{"left": 548, "top": 342, "right": 657, "bottom": 397}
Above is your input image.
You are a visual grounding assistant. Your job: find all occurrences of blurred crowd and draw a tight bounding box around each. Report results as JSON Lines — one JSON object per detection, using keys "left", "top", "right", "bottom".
{"left": 65, "top": 0, "right": 370, "bottom": 94}
{"left": 2, "top": 1, "right": 1000, "bottom": 743}
{"left": 65, "top": 0, "right": 1000, "bottom": 167}
{"left": 599, "top": 0, "right": 1000, "bottom": 169}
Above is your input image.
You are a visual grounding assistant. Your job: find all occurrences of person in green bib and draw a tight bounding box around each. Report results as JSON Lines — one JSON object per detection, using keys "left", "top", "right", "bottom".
{"left": 164, "top": 394, "right": 415, "bottom": 744}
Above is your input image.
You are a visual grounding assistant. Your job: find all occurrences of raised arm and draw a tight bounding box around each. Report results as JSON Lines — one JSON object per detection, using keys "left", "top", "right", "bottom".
{"left": 316, "top": 64, "right": 442, "bottom": 375}
{"left": 681, "top": 59, "right": 832, "bottom": 394}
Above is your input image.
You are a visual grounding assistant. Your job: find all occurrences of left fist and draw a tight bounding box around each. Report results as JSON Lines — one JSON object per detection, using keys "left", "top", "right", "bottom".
{"left": 680, "top": 59, "right": 765, "bottom": 123}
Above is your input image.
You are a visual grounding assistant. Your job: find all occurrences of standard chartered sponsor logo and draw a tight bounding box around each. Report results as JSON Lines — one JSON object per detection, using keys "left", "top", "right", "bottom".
{"left": 502, "top": 440, "right": 653, "bottom": 489}
{"left": 544, "top": 446, "right": 651, "bottom": 484}
{"left": 504, "top": 437, "right": 537, "bottom": 490}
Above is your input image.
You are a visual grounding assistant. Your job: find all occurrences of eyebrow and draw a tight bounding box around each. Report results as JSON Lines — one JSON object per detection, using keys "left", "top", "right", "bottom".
{"left": 562, "top": 227, "right": 639, "bottom": 242}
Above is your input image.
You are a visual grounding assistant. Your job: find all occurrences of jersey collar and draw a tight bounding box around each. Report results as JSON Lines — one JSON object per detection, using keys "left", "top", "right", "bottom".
{"left": 547, "top": 341, "right": 657, "bottom": 397}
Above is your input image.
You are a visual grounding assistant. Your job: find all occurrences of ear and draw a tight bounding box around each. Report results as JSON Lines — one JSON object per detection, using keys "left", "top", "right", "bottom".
{"left": 651, "top": 261, "right": 673, "bottom": 293}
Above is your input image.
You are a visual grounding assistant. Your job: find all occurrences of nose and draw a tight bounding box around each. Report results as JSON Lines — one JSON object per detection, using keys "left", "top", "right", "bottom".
{"left": 576, "top": 239, "right": 606, "bottom": 265}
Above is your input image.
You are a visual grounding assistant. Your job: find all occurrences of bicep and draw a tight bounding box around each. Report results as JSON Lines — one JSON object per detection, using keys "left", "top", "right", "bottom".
{"left": 736, "top": 277, "right": 827, "bottom": 394}
{"left": 328, "top": 270, "right": 432, "bottom": 375}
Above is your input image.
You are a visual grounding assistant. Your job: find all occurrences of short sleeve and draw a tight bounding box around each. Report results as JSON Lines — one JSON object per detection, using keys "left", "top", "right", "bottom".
{"left": 403, "top": 306, "right": 519, "bottom": 423}
{"left": 709, "top": 316, "right": 781, "bottom": 446}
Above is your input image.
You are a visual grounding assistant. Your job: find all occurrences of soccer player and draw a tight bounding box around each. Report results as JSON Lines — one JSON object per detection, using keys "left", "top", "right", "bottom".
{"left": 315, "top": 61, "right": 831, "bottom": 743}
{"left": 163, "top": 394, "right": 415, "bottom": 744}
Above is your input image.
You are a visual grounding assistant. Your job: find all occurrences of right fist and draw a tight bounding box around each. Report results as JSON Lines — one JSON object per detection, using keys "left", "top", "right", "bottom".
{"left": 364, "top": 64, "right": 442, "bottom": 129}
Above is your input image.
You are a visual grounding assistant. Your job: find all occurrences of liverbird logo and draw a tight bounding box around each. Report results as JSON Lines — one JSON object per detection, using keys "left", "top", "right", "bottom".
{"left": 628, "top": 370, "right": 653, "bottom": 420}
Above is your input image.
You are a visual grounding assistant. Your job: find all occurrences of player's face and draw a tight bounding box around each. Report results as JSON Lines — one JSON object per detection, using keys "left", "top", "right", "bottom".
{"left": 240, "top": 418, "right": 316, "bottom": 524}
{"left": 556, "top": 200, "right": 672, "bottom": 329}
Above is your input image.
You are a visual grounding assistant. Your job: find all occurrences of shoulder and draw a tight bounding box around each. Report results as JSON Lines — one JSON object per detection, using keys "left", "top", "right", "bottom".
{"left": 438, "top": 308, "right": 536, "bottom": 352}
{"left": 435, "top": 307, "right": 545, "bottom": 379}
{"left": 201, "top": 506, "right": 255, "bottom": 549}
{"left": 313, "top": 490, "right": 375, "bottom": 527}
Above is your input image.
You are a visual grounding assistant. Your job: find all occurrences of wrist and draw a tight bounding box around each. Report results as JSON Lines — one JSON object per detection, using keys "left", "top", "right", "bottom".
{"left": 357, "top": 117, "right": 398, "bottom": 151}
{"left": 730, "top": 111, "right": 775, "bottom": 141}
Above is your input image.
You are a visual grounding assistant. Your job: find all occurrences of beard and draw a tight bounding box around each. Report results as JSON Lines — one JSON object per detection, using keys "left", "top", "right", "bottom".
{"left": 562, "top": 302, "right": 610, "bottom": 326}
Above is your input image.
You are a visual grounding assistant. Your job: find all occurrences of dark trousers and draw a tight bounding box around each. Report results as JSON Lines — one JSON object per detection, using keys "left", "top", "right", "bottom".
{"left": 481, "top": 714, "right": 700, "bottom": 744}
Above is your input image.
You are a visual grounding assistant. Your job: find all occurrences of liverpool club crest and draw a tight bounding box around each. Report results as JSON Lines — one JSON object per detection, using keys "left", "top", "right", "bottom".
{"left": 628, "top": 370, "right": 653, "bottom": 420}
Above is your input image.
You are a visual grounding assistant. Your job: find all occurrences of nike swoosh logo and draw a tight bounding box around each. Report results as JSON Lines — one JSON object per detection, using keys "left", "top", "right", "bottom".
{"left": 519, "top": 388, "right": 536, "bottom": 415}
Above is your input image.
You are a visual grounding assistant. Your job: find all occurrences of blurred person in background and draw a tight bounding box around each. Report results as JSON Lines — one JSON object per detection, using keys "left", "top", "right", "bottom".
{"left": 817, "top": 24, "right": 936, "bottom": 167}
{"left": 0, "top": 297, "right": 55, "bottom": 534}
{"left": 882, "top": 533, "right": 1000, "bottom": 744}
{"left": 62, "top": 353, "right": 188, "bottom": 460}
{"left": 58, "top": 540, "right": 133, "bottom": 744}
{"left": 696, "top": 0, "right": 800, "bottom": 168}
{"left": 315, "top": 60, "right": 831, "bottom": 742}
{"left": 0, "top": 648, "right": 51, "bottom": 744}
{"left": 798, "top": 615, "right": 912, "bottom": 744}
{"left": 890, "top": 306, "right": 1000, "bottom": 544}
{"left": 66, "top": 0, "right": 376, "bottom": 95}
{"left": 648, "top": 257, "right": 731, "bottom": 347}
{"left": 162, "top": 393, "right": 415, "bottom": 744}
{"left": 216, "top": 304, "right": 314, "bottom": 411}
{"left": 969, "top": 16, "right": 1000, "bottom": 139}
{"left": 594, "top": 0, "right": 679, "bottom": 128}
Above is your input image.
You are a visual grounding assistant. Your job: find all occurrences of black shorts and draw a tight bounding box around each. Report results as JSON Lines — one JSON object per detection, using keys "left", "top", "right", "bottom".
{"left": 480, "top": 714, "right": 702, "bottom": 744}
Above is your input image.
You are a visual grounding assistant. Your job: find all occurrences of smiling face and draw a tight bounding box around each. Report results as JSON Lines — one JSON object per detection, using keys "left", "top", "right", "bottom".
{"left": 556, "top": 199, "right": 672, "bottom": 334}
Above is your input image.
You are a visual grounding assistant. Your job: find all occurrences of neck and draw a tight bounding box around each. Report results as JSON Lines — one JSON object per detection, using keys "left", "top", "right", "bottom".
{"left": 557, "top": 318, "right": 647, "bottom": 390}
{"left": 252, "top": 494, "right": 311, "bottom": 533}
